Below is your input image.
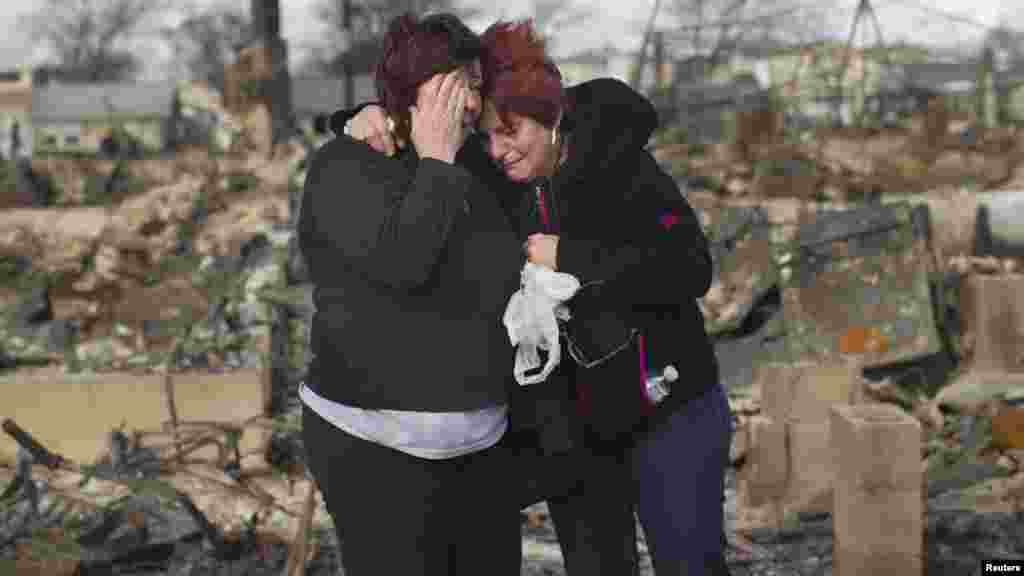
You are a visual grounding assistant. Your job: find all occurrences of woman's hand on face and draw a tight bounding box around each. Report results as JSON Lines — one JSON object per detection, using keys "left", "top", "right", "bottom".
{"left": 526, "top": 234, "right": 559, "bottom": 270}
{"left": 409, "top": 71, "right": 469, "bottom": 164}
{"left": 349, "top": 105, "right": 398, "bottom": 156}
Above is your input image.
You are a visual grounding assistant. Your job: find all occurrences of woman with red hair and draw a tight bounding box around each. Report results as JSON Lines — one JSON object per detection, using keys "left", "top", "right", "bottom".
{"left": 343, "top": 19, "right": 732, "bottom": 576}
{"left": 298, "top": 13, "right": 523, "bottom": 576}
{"left": 477, "top": 21, "right": 732, "bottom": 576}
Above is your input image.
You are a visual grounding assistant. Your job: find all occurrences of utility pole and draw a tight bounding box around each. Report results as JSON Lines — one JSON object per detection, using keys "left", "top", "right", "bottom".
{"left": 631, "top": 0, "right": 664, "bottom": 92}
{"left": 653, "top": 31, "right": 666, "bottom": 91}
{"left": 250, "top": 0, "right": 293, "bottom": 151}
{"left": 835, "top": 0, "right": 891, "bottom": 127}
{"left": 978, "top": 45, "right": 997, "bottom": 129}
{"left": 341, "top": 0, "right": 354, "bottom": 109}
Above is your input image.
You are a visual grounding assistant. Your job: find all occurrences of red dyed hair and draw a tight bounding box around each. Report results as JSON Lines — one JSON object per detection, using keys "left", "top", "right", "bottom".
{"left": 375, "top": 13, "right": 482, "bottom": 142}
{"left": 480, "top": 20, "right": 569, "bottom": 130}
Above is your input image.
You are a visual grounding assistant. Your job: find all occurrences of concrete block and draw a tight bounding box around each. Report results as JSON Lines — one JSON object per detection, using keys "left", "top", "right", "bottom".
{"left": 758, "top": 360, "right": 862, "bottom": 422}
{"left": 745, "top": 415, "right": 789, "bottom": 488}
{"left": 740, "top": 415, "right": 789, "bottom": 506}
{"left": 740, "top": 475, "right": 790, "bottom": 508}
{"left": 961, "top": 274, "right": 1024, "bottom": 373}
{"left": 787, "top": 489, "right": 833, "bottom": 517}
{"left": 830, "top": 404, "right": 923, "bottom": 492}
{"left": 756, "top": 363, "right": 795, "bottom": 421}
{"left": 833, "top": 546, "right": 923, "bottom": 576}
{"left": 834, "top": 486, "right": 924, "bottom": 558}
{"left": 786, "top": 420, "right": 834, "bottom": 511}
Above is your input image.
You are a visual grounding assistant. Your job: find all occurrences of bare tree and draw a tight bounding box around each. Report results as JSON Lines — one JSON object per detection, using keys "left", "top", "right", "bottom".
{"left": 657, "top": 0, "right": 835, "bottom": 81}
{"left": 163, "top": 3, "right": 252, "bottom": 93}
{"left": 985, "top": 21, "right": 1024, "bottom": 68}
{"left": 303, "top": 0, "right": 483, "bottom": 76}
{"left": 317, "top": 0, "right": 482, "bottom": 40}
{"left": 21, "top": 0, "right": 170, "bottom": 83}
{"left": 531, "top": 0, "right": 596, "bottom": 53}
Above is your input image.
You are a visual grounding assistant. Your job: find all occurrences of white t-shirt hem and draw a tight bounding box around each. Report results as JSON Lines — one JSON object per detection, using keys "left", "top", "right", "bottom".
{"left": 299, "top": 383, "right": 508, "bottom": 460}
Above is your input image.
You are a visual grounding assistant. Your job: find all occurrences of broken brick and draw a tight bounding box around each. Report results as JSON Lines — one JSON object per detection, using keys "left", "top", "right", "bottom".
{"left": 992, "top": 406, "right": 1024, "bottom": 450}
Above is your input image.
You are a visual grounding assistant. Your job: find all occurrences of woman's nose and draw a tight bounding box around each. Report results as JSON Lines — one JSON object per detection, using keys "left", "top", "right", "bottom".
{"left": 488, "top": 136, "right": 507, "bottom": 162}
{"left": 466, "top": 90, "right": 482, "bottom": 117}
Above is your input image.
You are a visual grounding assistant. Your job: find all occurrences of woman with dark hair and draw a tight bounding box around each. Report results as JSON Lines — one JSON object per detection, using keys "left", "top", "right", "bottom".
{"left": 345, "top": 18, "right": 733, "bottom": 575}
{"left": 297, "top": 13, "right": 523, "bottom": 576}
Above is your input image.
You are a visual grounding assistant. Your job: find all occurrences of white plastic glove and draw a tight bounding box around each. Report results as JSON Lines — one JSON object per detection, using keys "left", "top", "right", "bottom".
{"left": 502, "top": 262, "right": 580, "bottom": 386}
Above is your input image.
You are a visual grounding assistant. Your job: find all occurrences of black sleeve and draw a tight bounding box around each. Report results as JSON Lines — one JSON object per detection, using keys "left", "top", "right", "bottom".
{"left": 556, "top": 150, "right": 713, "bottom": 306}
{"left": 299, "top": 138, "right": 473, "bottom": 291}
{"left": 327, "top": 102, "right": 383, "bottom": 136}
{"left": 457, "top": 136, "right": 525, "bottom": 232}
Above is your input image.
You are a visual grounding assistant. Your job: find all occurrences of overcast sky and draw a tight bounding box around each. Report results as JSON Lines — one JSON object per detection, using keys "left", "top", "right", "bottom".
{"left": 0, "top": 0, "right": 1019, "bottom": 80}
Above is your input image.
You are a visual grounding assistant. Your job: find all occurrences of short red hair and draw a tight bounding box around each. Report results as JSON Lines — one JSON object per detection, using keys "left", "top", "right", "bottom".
{"left": 480, "top": 20, "right": 568, "bottom": 130}
{"left": 375, "top": 13, "right": 482, "bottom": 141}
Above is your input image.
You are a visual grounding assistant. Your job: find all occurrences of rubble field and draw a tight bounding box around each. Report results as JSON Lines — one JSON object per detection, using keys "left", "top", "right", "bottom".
{"left": 2, "top": 106, "right": 1024, "bottom": 574}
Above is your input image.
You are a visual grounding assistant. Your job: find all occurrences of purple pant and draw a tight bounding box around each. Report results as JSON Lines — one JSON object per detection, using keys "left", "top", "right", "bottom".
{"left": 633, "top": 380, "right": 733, "bottom": 574}
{"left": 544, "top": 380, "right": 734, "bottom": 575}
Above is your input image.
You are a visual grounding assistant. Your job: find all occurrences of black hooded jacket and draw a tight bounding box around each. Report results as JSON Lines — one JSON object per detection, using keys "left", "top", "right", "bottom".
{"left": 460, "top": 78, "right": 718, "bottom": 447}
{"left": 324, "top": 78, "right": 717, "bottom": 446}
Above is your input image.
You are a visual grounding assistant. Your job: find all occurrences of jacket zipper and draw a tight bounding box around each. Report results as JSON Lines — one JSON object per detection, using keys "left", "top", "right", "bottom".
{"left": 535, "top": 183, "right": 551, "bottom": 233}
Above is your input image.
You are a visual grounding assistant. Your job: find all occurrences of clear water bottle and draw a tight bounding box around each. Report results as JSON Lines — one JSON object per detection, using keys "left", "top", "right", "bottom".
{"left": 644, "top": 365, "right": 679, "bottom": 405}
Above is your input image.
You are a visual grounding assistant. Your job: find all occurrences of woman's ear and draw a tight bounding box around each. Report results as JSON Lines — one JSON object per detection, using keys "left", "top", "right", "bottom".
{"left": 551, "top": 110, "right": 563, "bottom": 146}
{"left": 391, "top": 110, "right": 413, "bottom": 145}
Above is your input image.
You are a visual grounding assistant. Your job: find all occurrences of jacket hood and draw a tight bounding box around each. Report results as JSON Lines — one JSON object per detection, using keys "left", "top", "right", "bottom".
{"left": 328, "top": 108, "right": 348, "bottom": 136}
{"left": 560, "top": 78, "right": 658, "bottom": 181}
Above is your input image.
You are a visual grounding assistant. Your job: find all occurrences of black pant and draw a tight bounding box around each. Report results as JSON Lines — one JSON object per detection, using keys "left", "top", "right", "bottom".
{"left": 302, "top": 404, "right": 521, "bottom": 576}
{"left": 509, "top": 428, "right": 639, "bottom": 575}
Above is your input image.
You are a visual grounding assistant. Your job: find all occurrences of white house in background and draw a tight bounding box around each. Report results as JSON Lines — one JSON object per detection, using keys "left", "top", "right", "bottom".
{"left": 0, "top": 67, "right": 33, "bottom": 159}
{"left": 31, "top": 81, "right": 180, "bottom": 155}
